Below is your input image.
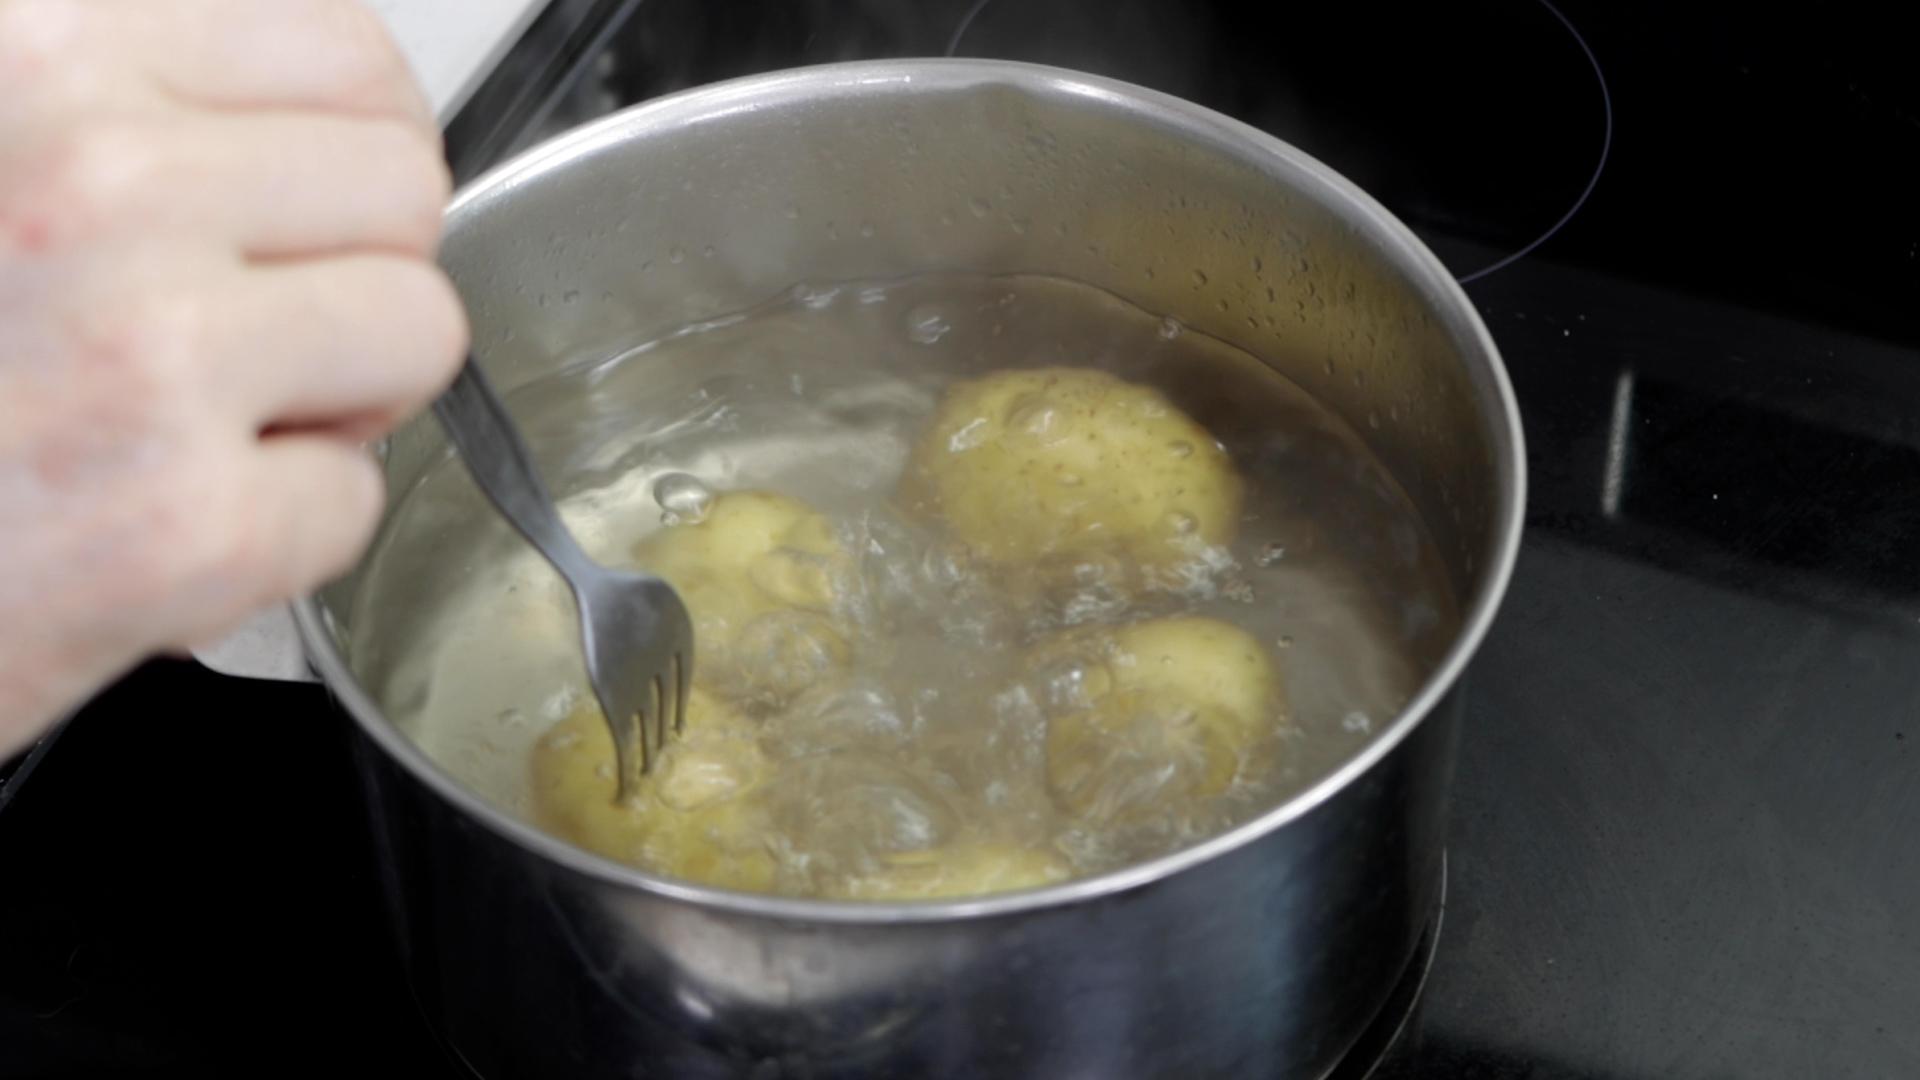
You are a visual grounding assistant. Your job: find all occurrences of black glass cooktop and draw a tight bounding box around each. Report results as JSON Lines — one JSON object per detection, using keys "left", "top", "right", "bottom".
{"left": 6, "top": 1, "right": 1918, "bottom": 1076}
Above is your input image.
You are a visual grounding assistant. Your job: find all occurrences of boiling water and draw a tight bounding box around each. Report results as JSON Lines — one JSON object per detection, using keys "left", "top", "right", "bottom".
{"left": 348, "top": 273, "right": 1458, "bottom": 893}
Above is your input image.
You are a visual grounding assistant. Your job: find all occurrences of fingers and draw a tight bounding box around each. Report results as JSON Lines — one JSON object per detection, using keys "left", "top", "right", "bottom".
{"left": 0, "top": 0, "right": 434, "bottom": 131}
{"left": 0, "top": 0, "right": 453, "bottom": 736}
{"left": 114, "top": 0, "right": 434, "bottom": 129}
{"left": 216, "top": 254, "right": 468, "bottom": 432}
{"left": 0, "top": 112, "right": 449, "bottom": 258}
{"left": 246, "top": 434, "right": 387, "bottom": 603}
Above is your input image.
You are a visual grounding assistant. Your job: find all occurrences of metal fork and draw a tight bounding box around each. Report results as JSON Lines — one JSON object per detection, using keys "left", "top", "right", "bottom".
{"left": 432, "top": 359, "right": 693, "bottom": 802}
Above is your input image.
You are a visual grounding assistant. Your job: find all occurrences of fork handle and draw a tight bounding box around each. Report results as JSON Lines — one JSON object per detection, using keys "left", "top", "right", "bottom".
{"left": 433, "top": 359, "right": 594, "bottom": 579}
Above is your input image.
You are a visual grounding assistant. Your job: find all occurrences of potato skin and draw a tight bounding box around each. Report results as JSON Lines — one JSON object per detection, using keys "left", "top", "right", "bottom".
{"left": 633, "top": 490, "right": 853, "bottom": 704}
{"left": 1027, "top": 615, "right": 1282, "bottom": 821}
{"left": 530, "top": 699, "right": 1071, "bottom": 899}
{"left": 900, "top": 368, "right": 1242, "bottom": 581}
{"left": 526, "top": 372, "right": 1272, "bottom": 897}
{"left": 529, "top": 692, "right": 779, "bottom": 892}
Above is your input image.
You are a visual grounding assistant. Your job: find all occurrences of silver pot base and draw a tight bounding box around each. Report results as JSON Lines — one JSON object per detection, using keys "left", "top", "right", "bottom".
{"left": 417, "top": 857, "right": 1447, "bottom": 1080}
{"left": 1327, "top": 854, "right": 1445, "bottom": 1080}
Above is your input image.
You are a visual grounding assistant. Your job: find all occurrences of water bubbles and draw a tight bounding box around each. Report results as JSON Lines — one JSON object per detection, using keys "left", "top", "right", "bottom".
{"left": 947, "top": 417, "right": 989, "bottom": 452}
{"left": 769, "top": 680, "right": 909, "bottom": 757}
{"left": 968, "top": 196, "right": 992, "bottom": 219}
{"left": 380, "top": 269, "right": 1445, "bottom": 901}
{"left": 1004, "top": 395, "right": 1065, "bottom": 445}
{"left": 858, "top": 221, "right": 875, "bottom": 238}
{"left": 561, "top": 289, "right": 580, "bottom": 304}
{"left": 783, "top": 202, "right": 801, "bottom": 220}
{"left": 777, "top": 755, "right": 957, "bottom": 857}
{"left": 1036, "top": 656, "right": 1109, "bottom": 711}
{"left": 654, "top": 472, "right": 714, "bottom": 526}
{"left": 750, "top": 546, "right": 841, "bottom": 610}
{"left": 1058, "top": 578, "right": 1130, "bottom": 626}
{"left": 1342, "top": 711, "right": 1373, "bottom": 735}
{"left": 790, "top": 283, "right": 838, "bottom": 311}
{"left": 732, "top": 611, "right": 845, "bottom": 704}
{"left": 1190, "top": 269, "right": 1209, "bottom": 287}
{"left": 906, "top": 304, "right": 952, "bottom": 344}
{"left": 668, "top": 245, "right": 686, "bottom": 264}
{"left": 541, "top": 690, "right": 577, "bottom": 722}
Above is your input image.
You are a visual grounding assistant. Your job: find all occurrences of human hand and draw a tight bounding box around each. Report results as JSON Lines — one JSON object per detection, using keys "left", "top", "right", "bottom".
{"left": 0, "top": 0, "right": 467, "bottom": 755}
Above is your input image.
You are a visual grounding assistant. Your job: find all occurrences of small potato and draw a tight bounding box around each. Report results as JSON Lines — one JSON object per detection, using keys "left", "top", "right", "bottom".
{"left": 900, "top": 368, "right": 1242, "bottom": 582}
{"left": 529, "top": 692, "right": 778, "bottom": 892}
{"left": 831, "top": 841, "right": 1072, "bottom": 900}
{"left": 633, "top": 490, "right": 854, "bottom": 704}
{"left": 1027, "top": 616, "right": 1282, "bottom": 822}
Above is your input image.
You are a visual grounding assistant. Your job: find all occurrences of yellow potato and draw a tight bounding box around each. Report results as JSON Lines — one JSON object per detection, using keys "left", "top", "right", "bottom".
{"left": 831, "top": 842, "right": 1072, "bottom": 900}
{"left": 900, "top": 368, "right": 1242, "bottom": 583}
{"left": 633, "top": 490, "right": 854, "bottom": 704}
{"left": 1028, "top": 616, "right": 1282, "bottom": 821}
{"left": 529, "top": 692, "right": 778, "bottom": 892}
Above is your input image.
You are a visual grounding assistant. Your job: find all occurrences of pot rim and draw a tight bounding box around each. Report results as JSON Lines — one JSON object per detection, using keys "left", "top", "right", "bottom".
{"left": 297, "top": 57, "right": 1527, "bottom": 925}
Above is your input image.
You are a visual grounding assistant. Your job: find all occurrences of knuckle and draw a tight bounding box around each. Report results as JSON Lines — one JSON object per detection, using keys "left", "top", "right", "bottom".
{"left": 88, "top": 286, "right": 209, "bottom": 391}
{"left": 207, "top": 494, "right": 274, "bottom": 596}
{"left": 145, "top": 460, "right": 242, "bottom": 581}
{"left": 0, "top": 0, "right": 86, "bottom": 76}
{"left": 283, "top": 449, "right": 383, "bottom": 596}
{"left": 316, "top": 0, "right": 413, "bottom": 105}
{"left": 13, "top": 125, "right": 156, "bottom": 246}
{"left": 364, "top": 121, "right": 449, "bottom": 250}
{"left": 388, "top": 260, "right": 468, "bottom": 382}
{"left": 414, "top": 265, "right": 469, "bottom": 368}
{"left": 333, "top": 455, "right": 386, "bottom": 563}
{"left": 170, "top": 451, "right": 279, "bottom": 596}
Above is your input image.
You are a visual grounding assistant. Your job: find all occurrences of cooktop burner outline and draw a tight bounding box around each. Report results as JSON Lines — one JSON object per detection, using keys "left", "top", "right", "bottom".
{"left": 950, "top": 0, "right": 1613, "bottom": 288}
{"left": 1454, "top": 0, "right": 1612, "bottom": 285}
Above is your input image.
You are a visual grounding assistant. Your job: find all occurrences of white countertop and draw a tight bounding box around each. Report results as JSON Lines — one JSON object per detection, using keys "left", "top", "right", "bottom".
{"left": 366, "top": 0, "right": 552, "bottom": 124}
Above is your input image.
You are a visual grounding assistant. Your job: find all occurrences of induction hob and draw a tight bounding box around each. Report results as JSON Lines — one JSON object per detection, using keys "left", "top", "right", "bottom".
{"left": 5, "top": 1, "right": 1917, "bottom": 1076}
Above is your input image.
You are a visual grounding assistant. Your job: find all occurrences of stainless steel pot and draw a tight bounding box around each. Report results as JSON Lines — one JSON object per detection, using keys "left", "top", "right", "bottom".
{"left": 203, "top": 59, "right": 1524, "bottom": 1079}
